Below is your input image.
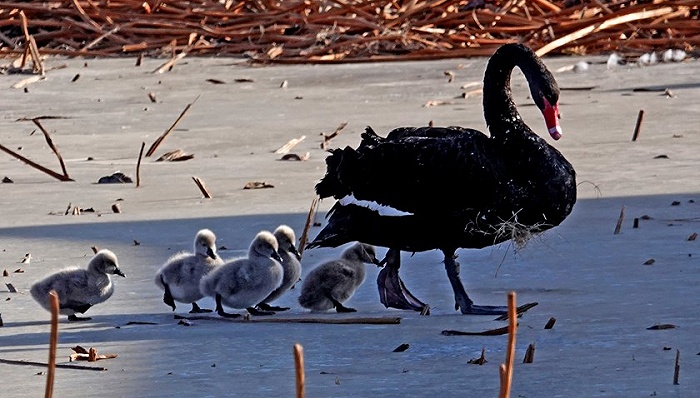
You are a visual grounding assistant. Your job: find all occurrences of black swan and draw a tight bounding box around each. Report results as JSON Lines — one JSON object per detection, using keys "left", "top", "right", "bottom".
{"left": 306, "top": 43, "right": 577, "bottom": 315}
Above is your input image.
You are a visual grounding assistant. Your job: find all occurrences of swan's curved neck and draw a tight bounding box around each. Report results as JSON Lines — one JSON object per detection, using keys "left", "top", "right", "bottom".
{"left": 482, "top": 45, "right": 542, "bottom": 138}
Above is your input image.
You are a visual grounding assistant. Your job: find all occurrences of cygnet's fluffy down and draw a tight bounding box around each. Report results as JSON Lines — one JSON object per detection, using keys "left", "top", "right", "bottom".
{"left": 30, "top": 249, "right": 126, "bottom": 321}
{"left": 298, "top": 243, "right": 380, "bottom": 313}
{"left": 200, "top": 231, "right": 283, "bottom": 318}
{"left": 257, "top": 225, "right": 302, "bottom": 311}
{"left": 154, "top": 229, "right": 223, "bottom": 313}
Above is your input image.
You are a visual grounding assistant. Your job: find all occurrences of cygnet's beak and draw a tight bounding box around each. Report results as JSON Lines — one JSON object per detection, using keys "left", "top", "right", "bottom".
{"left": 206, "top": 247, "right": 218, "bottom": 260}
{"left": 272, "top": 251, "right": 283, "bottom": 263}
{"left": 113, "top": 268, "right": 126, "bottom": 278}
{"left": 290, "top": 246, "right": 302, "bottom": 261}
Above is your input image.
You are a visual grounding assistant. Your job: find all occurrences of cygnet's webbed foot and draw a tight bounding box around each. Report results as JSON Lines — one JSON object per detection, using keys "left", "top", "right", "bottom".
{"left": 215, "top": 294, "right": 241, "bottom": 318}
{"left": 257, "top": 303, "right": 290, "bottom": 312}
{"left": 377, "top": 249, "right": 428, "bottom": 312}
{"left": 328, "top": 297, "right": 356, "bottom": 313}
{"left": 161, "top": 279, "right": 176, "bottom": 311}
{"left": 189, "top": 302, "right": 212, "bottom": 314}
{"left": 68, "top": 314, "right": 92, "bottom": 322}
{"left": 247, "top": 306, "right": 276, "bottom": 316}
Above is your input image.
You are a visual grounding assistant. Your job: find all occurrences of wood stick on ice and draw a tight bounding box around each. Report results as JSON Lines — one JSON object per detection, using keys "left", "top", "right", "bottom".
{"left": 44, "top": 291, "right": 59, "bottom": 398}
{"left": 614, "top": 206, "right": 625, "bottom": 235}
{"left": 499, "top": 291, "right": 517, "bottom": 398}
{"left": 145, "top": 96, "right": 199, "bottom": 157}
{"left": 32, "top": 119, "right": 70, "bottom": 179}
{"left": 294, "top": 343, "right": 305, "bottom": 398}
{"left": 192, "top": 176, "right": 212, "bottom": 199}
{"left": 632, "top": 109, "right": 645, "bottom": 141}
{"left": 136, "top": 141, "right": 145, "bottom": 187}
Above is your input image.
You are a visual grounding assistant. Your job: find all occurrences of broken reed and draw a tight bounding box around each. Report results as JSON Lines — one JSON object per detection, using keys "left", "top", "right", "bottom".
{"left": 632, "top": 110, "right": 645, "bottom": 141}
{"left": 498, "top": 291, "right": 518, "bottom": 398}
{"left": 4, "top": 0, "right": 697, "bottom": 62}
{"left": 294, "top": 344, "right": 305, "bottom": 398}
{"left": 44, "top": 291, "right": 59, "bottom": 398}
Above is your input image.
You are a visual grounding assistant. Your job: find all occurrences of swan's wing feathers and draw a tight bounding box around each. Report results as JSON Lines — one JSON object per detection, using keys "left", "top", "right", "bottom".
{"left": 351, "top": 130, "right": 503, "bottom": 214}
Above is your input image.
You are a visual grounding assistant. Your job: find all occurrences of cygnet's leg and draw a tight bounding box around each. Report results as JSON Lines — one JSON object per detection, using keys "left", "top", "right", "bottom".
{"left": 68, "top": 314, "right": 92, "bottom": 322}
{"left": 189, "top": 302, "right": 212, "bottom": 314}
{"left": 215, "top": 294, "right": 241, "bottom": 318}
{"left": 329, "top": 296, "right": 356, "bottom": 313}
{"left": 160, "top": 275, "right": 176, "bottom": 311}
{"left": 247, "top": 306, "right": 276, "bottom": 316}
{"left": 257, "top": 302, "right": 290, "bottom": 312}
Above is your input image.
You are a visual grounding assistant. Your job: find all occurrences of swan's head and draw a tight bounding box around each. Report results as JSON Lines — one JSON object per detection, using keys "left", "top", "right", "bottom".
{"left": 542, "top": 98, "right": 562, "bottom": 140}
{"left": 532, "top": 70, "right": 562, "bottom": 140}
{"left": 195, "top": 229, "right": 218, "bottom": 260}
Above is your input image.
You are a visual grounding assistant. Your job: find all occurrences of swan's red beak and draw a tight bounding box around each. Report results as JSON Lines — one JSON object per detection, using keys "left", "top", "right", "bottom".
{"left": 542, "top": 100, "right": 562, "bottom": 140}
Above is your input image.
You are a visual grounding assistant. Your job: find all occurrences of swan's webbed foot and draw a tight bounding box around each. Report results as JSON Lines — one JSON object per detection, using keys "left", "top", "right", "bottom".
{"left": 377, "top": 248, "right": 428, "bottom": 312}
{"left": 189, "top": 302, "right": 212, "bottom": 314}
{"left": 247, "top": 307, "right": 276, "bottom": 316}
{"left": 68, "top": 314, "right": 92, "bottom": 322}
{"left": 215, "top": 294, "right": 241, "bottom": 318}
{"left": 257, "top": 303, "right": 290, "bottom": 312}
{"left": 443, "top": 252, "right": 534, "bottom": 316}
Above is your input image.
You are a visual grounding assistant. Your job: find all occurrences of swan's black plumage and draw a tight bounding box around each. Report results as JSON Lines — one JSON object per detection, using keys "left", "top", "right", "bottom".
{"left": 307, "top": 43, "right": 577, "bottom": 315}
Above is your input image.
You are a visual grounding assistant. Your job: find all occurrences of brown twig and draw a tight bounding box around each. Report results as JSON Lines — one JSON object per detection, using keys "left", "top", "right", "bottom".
{"left": 523, "top": 343, "right": 536, "bottom": 363}
{"left": 191, "top": 176, "right": 212, "bottom": 199}
{"left": 442, "top": 326, "right": 510, "bottom": 336}
{"left": 145, "top": 96, "right": 200, "bottom": 157}
{"left": 614, "top": 206, "right": 625, "bottom": 235}
{"left": 0, "top": 143, "right": 73, "bottom": 182}
{"left": 174, "top": 314, "right": 401, "bottom": 325}
{"left": 544, "top": 317, "right": 556, "bottom": 329}
{"left": 294, "top": 344, "right": 305, "bottom": 398}
{"left": 499, "top": 292, "right": 518, "bottom": 398}
{"left": 298, "top": 197, "right": 319, "bottom": 259}
{"left": 136, "top": 141, "right": 145, "bottom": 187}
{"left": 44, "top": 291, "right": 59, "bottom": 398}
{"left": 32, "top": 119, "right": 70, "bottom": 179}
{"left": 632, "top": 109, "right": 645, "bottom": 141}
{"left": 0, "top": 358, "right": 106, "bottom": 371}
{"left": 275, "top": 135, "right": 306, "bottom": 154}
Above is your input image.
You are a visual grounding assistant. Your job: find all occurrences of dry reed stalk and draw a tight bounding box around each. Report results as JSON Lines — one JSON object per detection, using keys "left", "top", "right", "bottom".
{"left": 535, "top": 6, "right": 675, "bottom": 56}
{"left": 174, "top": 314, "right": 401, "bottom": 325}
{"left": 294, "top": 344, "right": 305, "bottom": 398}
{"left": 275, "top": 135, "right": 306, "bottom": 154}
{"left": 32, "top": 119, "right": 70, "bottom": 179}
{"left": 297, "top": 197, "right": 319, "bottom": 259}
{"left": 498, "top": 291, "right": 517, "bottom": 398}
{"left": 0, "top": 358, "right": 107, "bottom": 371}
{"left": 44, "top": 291, "right": 59, "bottom": 398}
{"left": 0, "top": 143, "right": 73, "bottom": 182}
{"left": 544, "top": 317, "right": 556, "bottom": 329}
{"left": 523, "top": 343, "right": 535, "bottom": 363}
{"left": 145, "top": 96, "right": 199, "bottom": 157}
{"left": 613, "top": 206, "right": 625, "bottom": 235}
{"left": 632, "top": 109, "right": 645, "bottom": 141}
{"left": 136, "top": 141, "right": 145, "bottom": 187}
{"left": 673, "top": 349, "right": 680, "bottom": 385}
{"left": 191, "top": 176, "right": 212, "bottom": 199}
